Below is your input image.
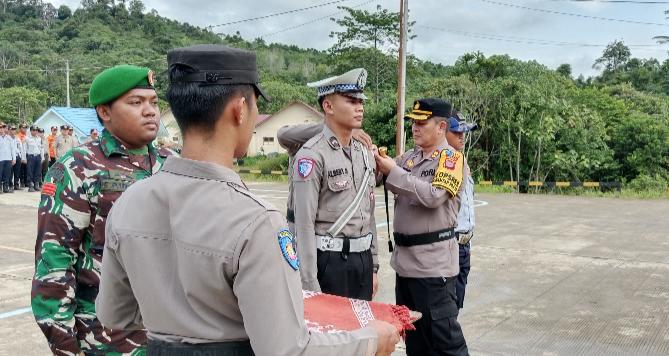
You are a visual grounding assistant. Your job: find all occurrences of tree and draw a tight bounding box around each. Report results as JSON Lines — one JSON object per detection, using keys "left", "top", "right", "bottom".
{"left": 556, "top": 63, "right": 571, "bottom": 78}
{"left": 0, "top": 87, "right": 48, "bottom": 124}
{"left": 57, "top": 5, "right": 71, "bottom": 20}
{"left": 128, "top": 0, "right": 144, "bottom": 18}
{"left": 593, "top": 40, "right": 631, "bottom": 72}
{"left": 329, "top": 5, "right": 414, "bottom": 103}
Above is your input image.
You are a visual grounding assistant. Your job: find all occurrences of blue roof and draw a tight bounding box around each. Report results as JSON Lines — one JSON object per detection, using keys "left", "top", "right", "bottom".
{"left": 51, "top": 107, "right": 103, "bottom": 137}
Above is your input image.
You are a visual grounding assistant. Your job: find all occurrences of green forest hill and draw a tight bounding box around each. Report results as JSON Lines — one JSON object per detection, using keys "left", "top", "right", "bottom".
{"left": 1, "top": 0, "right": 668, "bottom": 193}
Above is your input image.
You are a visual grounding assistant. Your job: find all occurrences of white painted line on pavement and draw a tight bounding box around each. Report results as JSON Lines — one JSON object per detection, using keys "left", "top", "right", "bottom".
{"left": 0, "top": 307, "right": 31, "bottom": 319}
{"left": 0, "top": 245, "right": 32, "bottom": 254}
{"left": 474, "top": 200, "right": 488, "bottom": 207}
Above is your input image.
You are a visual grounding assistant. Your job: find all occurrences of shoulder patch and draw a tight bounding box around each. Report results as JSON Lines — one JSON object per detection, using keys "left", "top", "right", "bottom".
{"left": 278, "top": 229, "right": 300, "bottom": 271}
{"left": 302, "top": 132, "right": 325, "bottom": 149}
{"left": 297, "top": 158, "right": 315, "bottom": 178}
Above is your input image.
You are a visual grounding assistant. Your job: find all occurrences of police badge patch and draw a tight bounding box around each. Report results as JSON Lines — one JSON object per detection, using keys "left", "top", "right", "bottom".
{"left": 297, "top": 158, "right": 315, "bottom": 178}
{"left": 278, "top": 229, "right": 300, "bottom": 271}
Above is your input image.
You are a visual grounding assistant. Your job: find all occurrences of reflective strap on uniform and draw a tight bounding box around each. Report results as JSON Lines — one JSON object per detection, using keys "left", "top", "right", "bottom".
{"left": 326, "top": 145, "right": 372, "bottom": 238}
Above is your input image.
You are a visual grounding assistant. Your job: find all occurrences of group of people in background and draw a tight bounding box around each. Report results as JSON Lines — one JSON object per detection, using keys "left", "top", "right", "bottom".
{"left": 0, "top": 123, "right": 99, "bottom": 193}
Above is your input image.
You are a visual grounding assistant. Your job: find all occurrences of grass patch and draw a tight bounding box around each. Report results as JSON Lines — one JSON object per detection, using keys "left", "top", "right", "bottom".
{"left": 475, "top": 185, "right": 668, "bottom": 199}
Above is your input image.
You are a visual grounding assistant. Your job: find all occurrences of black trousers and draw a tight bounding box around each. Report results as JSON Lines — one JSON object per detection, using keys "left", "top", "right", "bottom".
{"left": 396, "top": 275, "right": 469, "bottom": 356}
{"left": 456, "top": 242, "right": 471, "bottom": 309}
{"left": 0, "top": 160, "right": 11, "bottom": 188}
{"left": 20, "top": 161, "right": 27, "bottom": 185}
{"left": 41, "top": 155, "right": 49, "bottom": 181}
{"left": 12, "top": 156, "right": 21, "bottom": 186}
{"left": 27, "top": 154, "right": 41, "bottom": 186}
{"left": 317, "top": 249, "right": 373, "bottom": 301}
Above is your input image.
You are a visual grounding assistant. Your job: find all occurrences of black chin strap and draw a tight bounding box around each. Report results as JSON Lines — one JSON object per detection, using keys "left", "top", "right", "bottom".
{"left": 383, "top": 175, "right": 393, "bottom": 252}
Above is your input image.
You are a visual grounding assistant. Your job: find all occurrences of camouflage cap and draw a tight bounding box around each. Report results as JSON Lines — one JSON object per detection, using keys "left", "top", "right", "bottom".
{"left": 89, "top": 65, "right": 155, "bottom": 106}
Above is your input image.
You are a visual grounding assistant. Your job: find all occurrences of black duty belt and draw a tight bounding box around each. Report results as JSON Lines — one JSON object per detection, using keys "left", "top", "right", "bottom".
{"left": 286, "top": 209, "right": 295, "bottom": 223}
{"left": 147, "top": 339, "right": 254, "bottom": 356}
{"left": 393, "top": 228, "right": 455, "bottom": 247}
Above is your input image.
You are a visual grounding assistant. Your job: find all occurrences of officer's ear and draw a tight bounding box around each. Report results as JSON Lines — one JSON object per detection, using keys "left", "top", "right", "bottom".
{"left": 437, "top": 118, "right": 448, "bottom": 133}
{"left": 321, "top": 96, "right": 335, "bottom": 116}
{"left": 96, "top": 105, "right": 113, "bottom": 125}
{"left": 229, "top": 94, "right": 248, "bottom": 127}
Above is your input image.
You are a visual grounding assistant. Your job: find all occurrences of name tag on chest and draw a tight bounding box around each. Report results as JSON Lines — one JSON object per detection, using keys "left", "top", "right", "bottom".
{"left": 100, "top": 170, "right": 136, "bottom": 192}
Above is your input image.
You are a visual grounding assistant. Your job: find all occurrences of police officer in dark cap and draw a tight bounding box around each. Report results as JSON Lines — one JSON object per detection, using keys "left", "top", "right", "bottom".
{"left": 97, "top": 44, "right": 400, "bottom": 356}
{"left": 375, "top": 98, "right": 469, "bottom": 355}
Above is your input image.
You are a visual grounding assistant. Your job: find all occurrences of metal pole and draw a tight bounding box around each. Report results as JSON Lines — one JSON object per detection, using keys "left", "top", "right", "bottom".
{"left": 65, "top": 60, "right": 70, "bottom": 107}
{"left": 395, "top": 0, "right": 408, "bottom": 155}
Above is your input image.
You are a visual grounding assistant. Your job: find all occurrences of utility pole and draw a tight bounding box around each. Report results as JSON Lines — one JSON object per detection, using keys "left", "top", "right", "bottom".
{"left": 65, "top": 60, "right": 70, "bottom": 107}
{"left": 395, "top": 0, "right": 408, "bottom": 155}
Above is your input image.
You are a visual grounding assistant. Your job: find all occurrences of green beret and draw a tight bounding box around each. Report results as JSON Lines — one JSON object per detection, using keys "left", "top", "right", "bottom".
{"left": 89, "top": 65, "right": 155, "bottom": 106}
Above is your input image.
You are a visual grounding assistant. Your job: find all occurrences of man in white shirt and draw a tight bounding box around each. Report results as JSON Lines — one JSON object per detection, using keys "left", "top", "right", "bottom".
{"left": 0, "top": 122, "right": 17, "bottom": 193}
{"left": 25, "top": 126, "right": 43, "bottom": 192}
{"left": 446, "top": 111, "right": 479, "bottom": 310}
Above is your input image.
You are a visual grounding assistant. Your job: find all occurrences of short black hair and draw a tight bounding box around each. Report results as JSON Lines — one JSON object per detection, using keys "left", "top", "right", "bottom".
{"left": 90, "top": 128, "right": 97, "bottom": 134}
{"left": 167, "top": 63, "right": 254, "bottom": 134}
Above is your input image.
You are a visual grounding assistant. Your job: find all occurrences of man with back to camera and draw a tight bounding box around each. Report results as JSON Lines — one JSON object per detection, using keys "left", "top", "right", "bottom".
{"left": 375, "top": 98, "right": 469, "bottom": 355}
{"left": 96, "top": 44, "right": 400, "bottom": 356}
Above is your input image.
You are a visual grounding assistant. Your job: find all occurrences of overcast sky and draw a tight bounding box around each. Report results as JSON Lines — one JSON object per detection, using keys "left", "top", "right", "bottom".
{"left": 47, "top": 0, "right": 669, "bottom": 77}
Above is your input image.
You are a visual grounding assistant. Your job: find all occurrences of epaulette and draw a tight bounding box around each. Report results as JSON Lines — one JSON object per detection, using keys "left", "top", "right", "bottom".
{"left": 227, "top": 182, "right": 279, "bottom": 212}
{"left": 302, "top": 132, "right": 325, "bottom": 150}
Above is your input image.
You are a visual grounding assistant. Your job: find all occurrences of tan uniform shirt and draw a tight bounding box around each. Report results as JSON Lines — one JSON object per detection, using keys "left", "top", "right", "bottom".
{"left": 387, "top": 140, "right": 464, "bottom": 278}
{"left": 97, "top": 156, "right": 378, "bottom": 356}
{"left": 55, "top": 134, "right": 76, "bottom": 158}
{"left": 292, "top": 125, "right": 379, "bottom": 292}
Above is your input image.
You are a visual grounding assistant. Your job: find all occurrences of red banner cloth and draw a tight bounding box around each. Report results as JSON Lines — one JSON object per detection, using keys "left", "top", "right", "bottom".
{"left": 303, "top": 290, "right": 417, "bottom": 334}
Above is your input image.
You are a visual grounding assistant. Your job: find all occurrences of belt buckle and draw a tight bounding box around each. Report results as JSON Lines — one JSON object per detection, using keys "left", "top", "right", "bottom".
{"left": 323, "top": 235, "right": 337, "bottom": 250}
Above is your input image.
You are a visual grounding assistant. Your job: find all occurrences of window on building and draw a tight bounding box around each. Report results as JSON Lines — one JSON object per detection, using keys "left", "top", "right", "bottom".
{"left": 263, "top": 137, "right": 274, "bottom": 144}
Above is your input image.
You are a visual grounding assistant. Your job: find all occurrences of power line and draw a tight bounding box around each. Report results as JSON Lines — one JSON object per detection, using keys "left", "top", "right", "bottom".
{"left": 418, "top": 24, "right": 663, "bottom": 49}
{"left": 477, "top": 0, "right": 669, "bottom": 26}
{"left": 208, "top": 0, "right": 353, "bottom": 29}
{"left": 256, "top": 0, "right": 378, "bottom": 39}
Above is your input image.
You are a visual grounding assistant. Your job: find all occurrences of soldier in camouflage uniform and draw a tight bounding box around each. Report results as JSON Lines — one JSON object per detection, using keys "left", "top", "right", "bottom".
{"left": 31, "top": 65, "right": 172, "bottom": 356}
